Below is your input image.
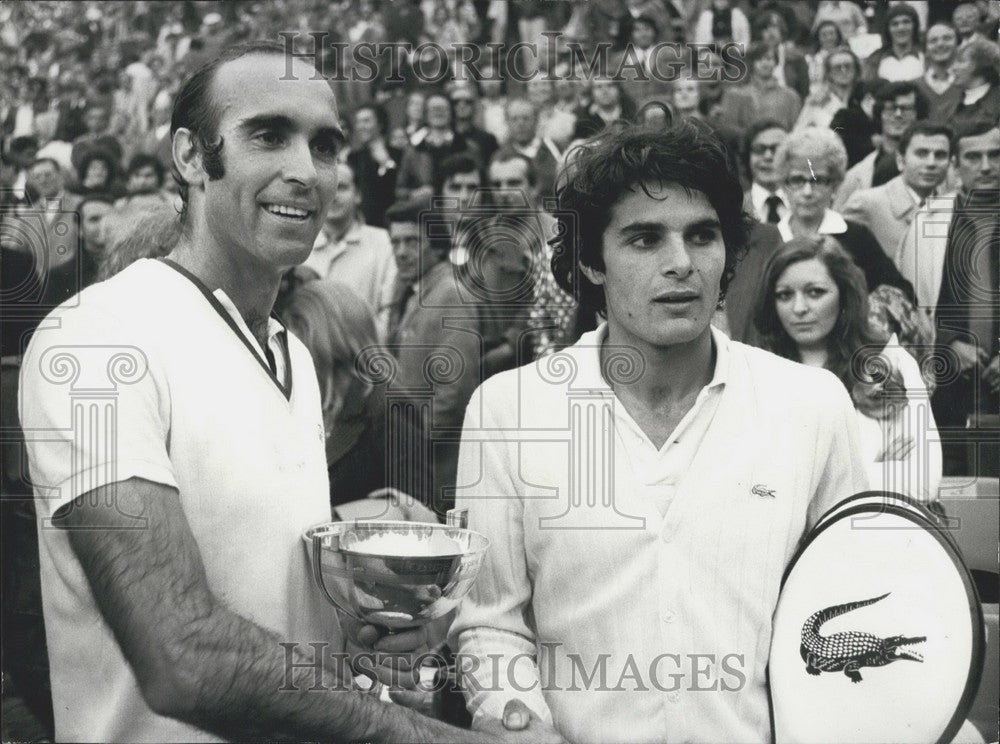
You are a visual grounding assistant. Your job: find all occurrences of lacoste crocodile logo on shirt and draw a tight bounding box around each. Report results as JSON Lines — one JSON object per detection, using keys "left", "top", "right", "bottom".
{"left": 752, "top": 484, "right": 776, "bottom": 498}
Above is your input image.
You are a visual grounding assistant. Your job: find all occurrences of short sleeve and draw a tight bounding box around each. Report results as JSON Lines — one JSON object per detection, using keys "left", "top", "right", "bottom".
{"left": 19, "top": 303, "right": 176, "bottom": 520}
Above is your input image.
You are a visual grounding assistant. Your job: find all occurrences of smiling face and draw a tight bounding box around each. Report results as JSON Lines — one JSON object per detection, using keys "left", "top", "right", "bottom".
{"left": 194, "top": 54, "right": 343, "bottom": 276}
{"left": 774, "top": 257, "right": 841, "bottom": 352}
{"left": 925, "top": 23, "right": 957, "bottom": 66}
{"left": 584, "top": 182, "right": 726, "bottom": 352}
{"left": 881, "top": 92, "right": 918, "bottom": 139}
{"left": 897, "top": 132, "right": 951, "bottom": 195}
{"left": 888, "top": 14, "right": 915, "bottom": 47}
{"left": 950, "top": 45, "right": 980, "bottom": 89}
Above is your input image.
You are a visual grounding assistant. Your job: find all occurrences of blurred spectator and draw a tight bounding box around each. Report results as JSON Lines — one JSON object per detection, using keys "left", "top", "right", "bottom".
{"left": 949, "top": 36, "right": 1000, "bottom": 132}
{"left": 829, "top": 78, "right": 882, "bottom": 166}
{"left": 743, "top": 118, "right": 790, "bottom": 223}
{"left": 806, "top": 20, "right": 846, "bottom": 84}
{"left": 96, "top": 203, "right": 180, "bottom": 282}
{"left": 842, "top": 121, "right": 953, "bottom": 265}
{"left": 693, "top": 0, "right": 751, "bottom": 50}
{"left": 812, "top": 1, "right": 869, "bottom": 41}
{"left": 74, "top": 149, "right": 121, "bottom": 198}
{"left": 719, "top": 42, "right": 802, "bottom": 131}
{"left": 477, "top": 62, "right": 509, "bottom": 145}
{"left": 305, "top": 162, "right": 397, "bottom": 341}
{"left": 70, "top": 102, "right": 123, "bottom": 176}
{"left": 396, "top": 92, "right": 479, "bottom": 204}
{"left": 4, "top": 135, "right": 38, "bottom": 203}
{"left": 465, "top": 212, "right": 537, "bottom": 378}
{"left": 916, "top": 22, "right": 963, "bottom": 123}
{"left": 795, "top": 47, "right": 861, "bottom": 130}
{"left": 930, "top": 120, "right": 999, "bottom": 476}
{"left": 573, "top": 75, "right": 636, "bottom": 140}
{"left": 450, "top": 83, "right": 499, "bottom": 168}
{"left": 483, "top": 149, "right": 573, "bottom": 359}
{"left": 115, "top": 153, "right": 172, "bottom": 212}
{"left": 39, "top": 193, "right": 111, "bottom": 306}
{"left": 384, "top": 200, "right": 481, "bottom": 514}
{"left": 753, "top": 8, "right": 810, "bottom": 100}
{"left": 952, "top": 1, "right": 989, "bottom": 46}
{"left": 504, "top": 98, "right": 562, "bottom": 202}
{"left": 611, "top": 13, "right": 672, "bottom": 106}
{"left": 436, "top": 152, "right": 483, "bottom": 270}
{"left": 834, "top": 80, "right": 928, "bottom": 208}
{"left": 280, "top": 279, "right": 423, "bottom": 508}
{"left": 138, "top": 89, "right": 174, "bottom": 168}
{"left": 773, "top": 125, "right": 915, "bottom": 301}
{"left": 346, "top": 102, "right": 401, "bottom": 228}
{"left": 864, "top": 3, "right": 924, "bottom": 82}
{"left": 527, "top": 76, "right": 575, "bottom": 150}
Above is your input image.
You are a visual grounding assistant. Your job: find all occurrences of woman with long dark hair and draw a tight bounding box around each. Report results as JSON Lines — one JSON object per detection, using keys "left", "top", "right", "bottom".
{"left": 753, "top": 237, "right": 942, "bottom": 501}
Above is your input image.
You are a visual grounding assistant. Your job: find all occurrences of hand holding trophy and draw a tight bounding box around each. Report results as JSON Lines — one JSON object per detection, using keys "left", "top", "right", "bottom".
{"left": 303, "top": 508, "right": 489, "bottom": 698}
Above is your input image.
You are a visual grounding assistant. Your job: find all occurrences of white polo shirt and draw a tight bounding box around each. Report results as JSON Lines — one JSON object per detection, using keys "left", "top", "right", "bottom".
{"left": 20, "top": 258, "right": 337, "bottom": 742}
{"left": 451, "top": 324, "right": 867, "bottom": 744}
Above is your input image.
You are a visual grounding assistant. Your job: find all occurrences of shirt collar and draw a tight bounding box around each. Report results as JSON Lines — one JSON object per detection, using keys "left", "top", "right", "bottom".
{"left": 963, "top": 81, "right": 990, "bottom": 105}
{"left": 751, "top": 182, "right": 785, "bottom": 212}
{"left": 515, "top": 138, "right": 541, "bottom": 158}
{"left": 212, "top": 287, "right": 285, "bottom": 360}
{"left": 776, "top": 208, "right": 847, "bottom": 242}
{"left": 903, "top": 182, "right": 932, "bottom": 207}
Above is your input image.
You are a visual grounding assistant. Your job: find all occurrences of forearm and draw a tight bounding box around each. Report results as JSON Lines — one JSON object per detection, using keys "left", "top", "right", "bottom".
{"left": 65, "top": 482, "right": 471, "bottom": 743}
{"left": 174, "top": 604, "right": 459, "bottom": 742}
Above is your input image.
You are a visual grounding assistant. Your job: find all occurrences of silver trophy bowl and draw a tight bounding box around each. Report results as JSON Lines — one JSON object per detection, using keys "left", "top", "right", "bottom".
{"left": 303, "top": 518, "right": 490, "bottom": 630}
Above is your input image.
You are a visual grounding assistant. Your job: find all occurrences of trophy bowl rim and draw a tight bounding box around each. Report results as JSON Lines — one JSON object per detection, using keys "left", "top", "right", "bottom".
{"left": 302, "top": 519, "right": 491, "bottom": 560}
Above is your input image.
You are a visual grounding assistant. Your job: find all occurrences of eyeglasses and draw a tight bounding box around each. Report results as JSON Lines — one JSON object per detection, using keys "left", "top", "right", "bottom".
{"left": 785, "top": 174, "right": 835, "bottom": 189}
{"left": 829, "top": 62, "right": 855, "bottom": 72}
{"left": 885, "top": 103, "right": 917, "bottom": 115}
{"left": 750, "top": 143, "right": 780, "bottom": 156}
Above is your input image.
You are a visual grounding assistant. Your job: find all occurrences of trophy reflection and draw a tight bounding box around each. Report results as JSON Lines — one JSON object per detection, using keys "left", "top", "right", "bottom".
{"left": 303, "top": 510, "right": 489, "bottom": 692}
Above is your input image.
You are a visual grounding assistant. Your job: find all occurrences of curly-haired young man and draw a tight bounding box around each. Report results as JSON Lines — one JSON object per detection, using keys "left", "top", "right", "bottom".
{"left": 451, "top": 121, "right": 868, "bottom": 743}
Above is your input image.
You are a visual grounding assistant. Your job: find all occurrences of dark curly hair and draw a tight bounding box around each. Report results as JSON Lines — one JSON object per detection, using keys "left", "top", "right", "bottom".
{"left": 753, "top": 236, "right": 881, "bottom": 392}
{"left": 549, "top": 120, "right": 751, "bottom": 316}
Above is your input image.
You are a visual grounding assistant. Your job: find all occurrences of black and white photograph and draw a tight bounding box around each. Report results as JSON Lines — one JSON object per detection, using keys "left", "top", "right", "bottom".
{"left": 1, "top": 1, "right": 998, "bottom": 742}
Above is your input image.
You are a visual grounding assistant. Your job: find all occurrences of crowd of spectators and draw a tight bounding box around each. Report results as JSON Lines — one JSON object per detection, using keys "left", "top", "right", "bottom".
{"left": 2, "top": 1, "right": 999, "bottom": 739}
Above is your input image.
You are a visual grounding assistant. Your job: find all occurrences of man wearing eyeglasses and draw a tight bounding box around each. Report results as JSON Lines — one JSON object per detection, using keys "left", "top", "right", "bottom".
{"left": 834, "top": 81, "right": 929, "bottom": 210}
{"left": 742, "top": 119, "right": 790, "bottom": 224}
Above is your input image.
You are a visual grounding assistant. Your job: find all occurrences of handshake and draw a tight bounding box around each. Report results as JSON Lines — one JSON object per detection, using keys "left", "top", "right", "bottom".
{"left": 344, "top": 619, "right": 567, "bottom": 743}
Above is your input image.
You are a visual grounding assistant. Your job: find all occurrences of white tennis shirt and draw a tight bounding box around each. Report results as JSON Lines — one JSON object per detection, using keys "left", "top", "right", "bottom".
{"left": 20, "top": 259, "right": 337, "bottom": 742}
